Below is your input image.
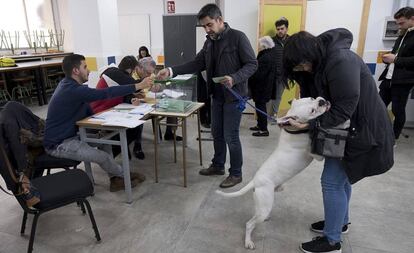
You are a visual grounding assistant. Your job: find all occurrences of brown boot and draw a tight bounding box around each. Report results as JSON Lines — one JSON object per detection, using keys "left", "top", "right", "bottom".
{"left": 109, "top": 176, "right": 139, "bottom": 192}
{"left": 131, "top": 172, "right": 146, "bottom": 183}
{"left": 219, "top": 175, "right": 242, "bottom": 188}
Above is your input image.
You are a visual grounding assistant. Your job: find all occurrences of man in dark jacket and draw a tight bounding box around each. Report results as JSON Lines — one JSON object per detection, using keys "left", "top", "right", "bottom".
{"left": 281, "top": 29, "right": 394, "bottom": 253}
{"left": 268, "top": 17, "right": 289, "bottom": 118}
{"left": 379, "top": 6, "right": 414, "bottom": 140}
{"left": 157, "top": 4, "right": 258, "bottom": 188}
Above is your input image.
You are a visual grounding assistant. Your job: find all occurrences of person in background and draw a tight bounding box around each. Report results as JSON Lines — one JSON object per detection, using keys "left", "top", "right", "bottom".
{"left": 134, "top": 54, "right": 182, "bottom": 141}
{"left": 137, "top": 46, "right": 151, "bottom": 60}
{"left": 157, "top": 4, "right": 258, "bottom": 188}
{"left": 282, "top": 29, "right": 394, "bottom": 253}
{"left": 90, "top": 56, "right": 147, "bottom": 160}
{"left": 248, "top": 36, "right": 277, "bottom": 137}
{"left": 268, "top": 17, "right": 290, "bottom": 121}
{"left": 44, "top": 54, "right": 154, "bottom": 192}
{"left": 379, "top": 6, "right": 414, "bottom": 141}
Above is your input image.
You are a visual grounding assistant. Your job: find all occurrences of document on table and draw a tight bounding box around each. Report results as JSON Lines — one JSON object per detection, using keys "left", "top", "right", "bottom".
{"left": 91, "top": 110, "right": 145, "bottom": 128}
{"left": 128, "top": 103, "right": 154, "bottom": 115}
{"left": 113, "top": 103, "right": 139, "bottom": 110}
{"left": 102, "top": 119, "right": 145, "bottom": 128}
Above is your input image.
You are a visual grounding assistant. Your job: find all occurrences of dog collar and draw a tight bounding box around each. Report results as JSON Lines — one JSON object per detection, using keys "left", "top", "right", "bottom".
{"left": 284, "top": 129, "right": 309, "bottom": 135}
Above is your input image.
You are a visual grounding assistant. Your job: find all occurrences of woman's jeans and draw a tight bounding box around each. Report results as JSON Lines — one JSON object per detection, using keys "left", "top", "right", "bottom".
{"left": 321, "top": 158, "right": 352, "bottom": 243}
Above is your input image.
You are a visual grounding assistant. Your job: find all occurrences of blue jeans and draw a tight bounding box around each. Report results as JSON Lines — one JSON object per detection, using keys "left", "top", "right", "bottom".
{"left": 46, "top": 137, "right": 124, "bottom": 178}
{"left": 321, "top": 158, "right": 352, "bottom": 243}
{"left": 211, "top": 99, "right": 243, "bottom": 177}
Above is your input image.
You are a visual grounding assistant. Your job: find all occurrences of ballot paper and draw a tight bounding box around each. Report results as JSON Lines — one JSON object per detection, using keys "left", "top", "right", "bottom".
{"left": 212, "top": 76, "right": 226, "bottom": 83}
{"left": 162, "top": 89, "right": 185, "bottom": 99}
{"left": 113, "top": 103, "right": 139, "bottom": 110}
{"left": 102, "top": 119, "right": 145, "bottom": 128}
{"left": 172, "top": 74, "right": 194, "bottom": 80}
{"left": 146, "top": 90, "right": 185, "bottom": 99}
{"left": 128, "top": 103, "right": 154, "bottom": 115}
{"left": 91, "top": 110, "right": 145, "bottom": 128}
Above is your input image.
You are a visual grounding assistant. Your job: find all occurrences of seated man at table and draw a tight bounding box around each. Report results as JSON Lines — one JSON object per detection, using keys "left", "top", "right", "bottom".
{"left": 43, "top": 54, "right": 154, "bottom": 192}
{"left": 90, "top": 56, "right": 147, "bottom": 160}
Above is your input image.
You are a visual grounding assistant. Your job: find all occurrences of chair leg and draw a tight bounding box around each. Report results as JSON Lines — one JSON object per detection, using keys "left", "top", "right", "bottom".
{"left": 27, "top": 213, "right": 40, "bottom": 253}
{"left": 77, "top": 201, "right": 86, "bottom": 214}
{"left": 83, "top": 199, "right": 101, "bottom": 241}
{"left": 21, "top": 212, "right": 28, "bottom": 234}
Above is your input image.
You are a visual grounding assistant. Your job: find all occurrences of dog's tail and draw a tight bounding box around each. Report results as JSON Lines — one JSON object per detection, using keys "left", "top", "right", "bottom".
{"left": 215, "top": 180, "right": 254, "bottom": 198}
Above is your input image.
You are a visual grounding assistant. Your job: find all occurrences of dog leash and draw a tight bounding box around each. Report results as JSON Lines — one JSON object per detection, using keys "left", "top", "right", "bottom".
{"left": 225, "top": 86, "right": 278, "bottom": 124}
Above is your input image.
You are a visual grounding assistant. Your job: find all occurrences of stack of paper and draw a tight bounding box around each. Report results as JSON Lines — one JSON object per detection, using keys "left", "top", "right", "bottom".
{"left": 91, "top": 110, "right": 145, "bottom": 128}
{"left": 129, "top": 103, "right": 154, "bottom": 115}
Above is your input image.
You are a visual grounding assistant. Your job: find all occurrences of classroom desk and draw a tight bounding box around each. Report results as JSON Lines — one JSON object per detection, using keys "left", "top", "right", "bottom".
{"left": 0, "top": 58, "right": 63, "bottom": 105}
{"left": 76, "top": 113, "right": 140, "bottom": 204}
{"left": 150, "top": 102, "right": 204, "bottom": 187}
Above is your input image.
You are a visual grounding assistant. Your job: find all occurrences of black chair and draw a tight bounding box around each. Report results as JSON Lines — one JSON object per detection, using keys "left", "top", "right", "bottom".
{"left": 0, "top": 144, "right": 101, "bottom": 253}
{"left": 32, "top": 153, "right": 81, "bottom": 178}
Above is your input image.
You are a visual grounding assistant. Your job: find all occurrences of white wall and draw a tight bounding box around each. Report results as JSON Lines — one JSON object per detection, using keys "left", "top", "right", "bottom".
{"left": 305, "top": 0, "right": 364, "bottom": 51}
{"left": 222, "top": 0, "right": 259, "bottom": 54}
{"left": 117, "top": 0, "right": 214, "bottom": 59}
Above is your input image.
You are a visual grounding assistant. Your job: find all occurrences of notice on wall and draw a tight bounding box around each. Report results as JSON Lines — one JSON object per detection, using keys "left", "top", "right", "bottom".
{"left": 167, "top": 1, "right": 175, "bottom": 14}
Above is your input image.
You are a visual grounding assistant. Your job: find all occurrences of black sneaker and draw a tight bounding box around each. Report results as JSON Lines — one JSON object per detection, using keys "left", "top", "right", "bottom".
{"left": 311, "top": 221, "right": 350, "bottom": 234}
{"left": 249, "top": 126, "right": 260, "bottom": 131}
{"left": 300, "top": 236, "right": 341, "bottom": 253}
{"left": 252, "top": 130, "right": 269, "bottom": 137}
{"left": 199, "top": 164, "right": 225, "bottom": 176}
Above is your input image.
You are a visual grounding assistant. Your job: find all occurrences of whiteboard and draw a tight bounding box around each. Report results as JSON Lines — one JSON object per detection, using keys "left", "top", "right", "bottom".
{"left": 118, "top": 14, "right": 151, "bottom": 57}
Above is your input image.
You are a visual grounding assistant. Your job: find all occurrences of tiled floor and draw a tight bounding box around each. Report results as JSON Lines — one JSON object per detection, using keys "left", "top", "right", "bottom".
{"left": 1, "top": 104, "right": 413, "bottom": 253}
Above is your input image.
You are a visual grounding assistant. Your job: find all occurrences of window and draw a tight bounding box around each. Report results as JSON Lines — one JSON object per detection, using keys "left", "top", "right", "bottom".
{"left": 0, "top": 0, "right": 55, "bottom": 49}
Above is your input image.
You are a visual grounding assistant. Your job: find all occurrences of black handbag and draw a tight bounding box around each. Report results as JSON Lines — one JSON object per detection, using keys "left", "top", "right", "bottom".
{"left": 311, "top": 120, "right": 349, "bottom": 159}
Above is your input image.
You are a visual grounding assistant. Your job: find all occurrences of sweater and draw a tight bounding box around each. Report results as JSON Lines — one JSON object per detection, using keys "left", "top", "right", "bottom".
{"left": 44, "top": 77, "right": 136, "bottom": 149}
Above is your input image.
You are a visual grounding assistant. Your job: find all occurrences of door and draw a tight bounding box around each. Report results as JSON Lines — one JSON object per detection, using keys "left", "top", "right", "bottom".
{"left": 163, "top": 15, "right": 197, "bottom": 66}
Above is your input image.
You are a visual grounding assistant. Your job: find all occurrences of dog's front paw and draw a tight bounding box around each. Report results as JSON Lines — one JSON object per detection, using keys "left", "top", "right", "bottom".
{"left": 245, "top": 240, "right": 255, "bottom": 250}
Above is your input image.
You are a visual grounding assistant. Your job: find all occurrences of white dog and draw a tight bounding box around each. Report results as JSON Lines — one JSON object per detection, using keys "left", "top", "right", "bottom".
{"left": 216, "top": 97, "right": 330, "bottom": 250}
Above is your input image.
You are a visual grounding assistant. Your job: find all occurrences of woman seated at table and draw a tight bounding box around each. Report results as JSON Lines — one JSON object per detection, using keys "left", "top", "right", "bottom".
{"left": 90, "top": 56, "right": 148, "bottom": 160}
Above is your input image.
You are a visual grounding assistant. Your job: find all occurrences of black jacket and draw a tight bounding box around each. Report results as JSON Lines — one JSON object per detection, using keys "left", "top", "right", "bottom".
{"left": 249, "top": 47, "right": 277, "bottom": 102}
{"left": 298, "top": 28, "right": 395, "bottom": 184}
{"left": 172, "top": 23, "right": 258, "bottom": 102}
{"left": 379, "top": 28, "right": 414, "bottom": 84}
{"left": 0, "top": 102, "right": 44, "bottom": 173}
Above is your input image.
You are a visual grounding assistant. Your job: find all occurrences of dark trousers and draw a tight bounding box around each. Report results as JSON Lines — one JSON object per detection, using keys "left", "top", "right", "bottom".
{"left": 379, "top": 80, "right": 414, "bottom": 139}
{"left": 112, "top": 124, "right": 143, "bottom": 158}
{"left": 211, "top": 99, "right": 243, "bottom": 176}
{"left": 254, "top": 101, "right": 268, "bottom": 131}
{"left": 199, "top": 96, "right": 211, "bottom": 125}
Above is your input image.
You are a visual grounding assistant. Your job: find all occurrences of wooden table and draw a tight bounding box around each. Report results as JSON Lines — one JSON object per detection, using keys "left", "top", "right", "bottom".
{"left": 150, "top": 102, "right": 204, "bottom": 187}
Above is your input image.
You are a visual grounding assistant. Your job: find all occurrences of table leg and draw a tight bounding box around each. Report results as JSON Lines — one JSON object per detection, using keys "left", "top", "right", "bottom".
{"left": 120, "top": 129, "right": 132, "bottom": 203}
{"left": 197, "top": 110, "right": 203, "bottom": 166}
{"left": 182, "top": 117, "right": 187, "bottom": 187}
{"left": 39, "top": 67, "right": 48, "bottom": 104}
{"left": 79, "top": 127, "right": 94, "bottom": 183}
{"left": 33, "top": 68, "right": 44, "bottom": 106}
{"left": 173, "top": 128, "right": 177, "bottom": 163}
{"left": 153, "top": 116, "right": 159, "bottom": 183}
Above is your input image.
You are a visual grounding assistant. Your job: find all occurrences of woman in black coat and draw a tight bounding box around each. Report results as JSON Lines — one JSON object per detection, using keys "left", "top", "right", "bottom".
{"left": 248, "top": 36, "right": 277, "bottom": 136}
{"left": 281, "top": 29, "right": 394, "bottom": 253}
